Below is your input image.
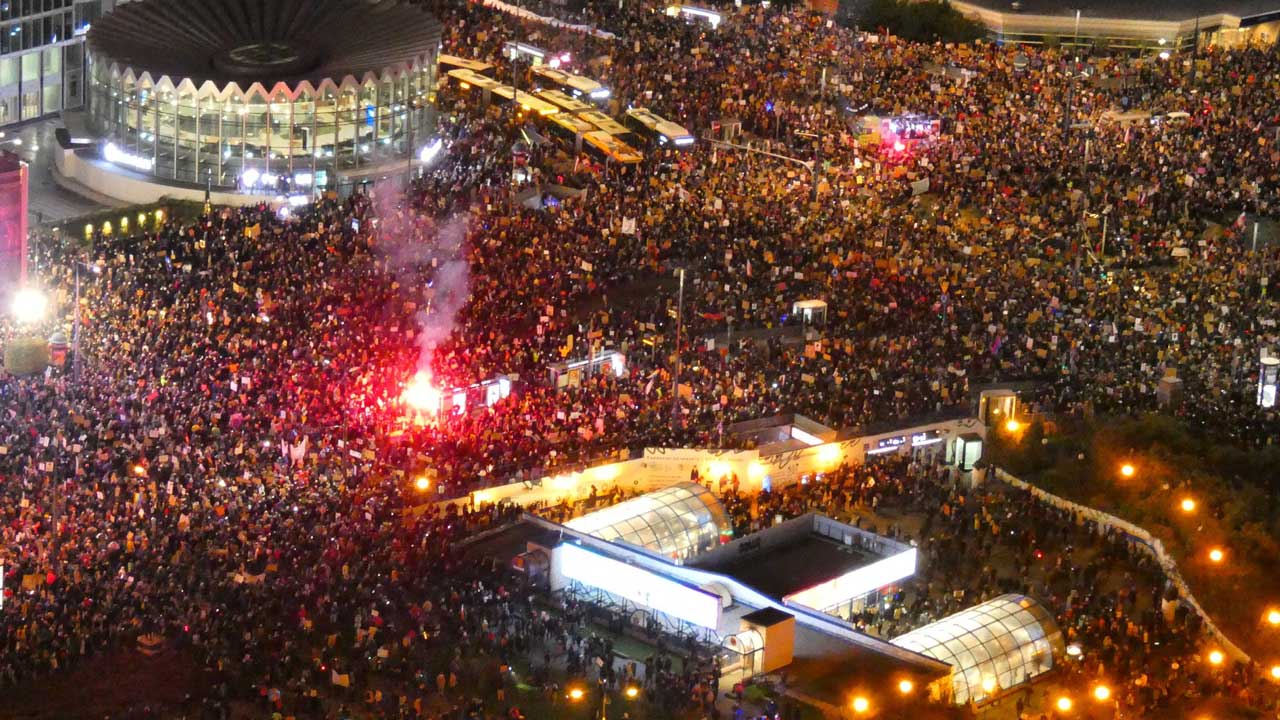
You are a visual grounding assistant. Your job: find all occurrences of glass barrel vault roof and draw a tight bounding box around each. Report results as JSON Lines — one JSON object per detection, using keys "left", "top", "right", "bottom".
{"left": 565, "top": 482, "right": 728, "bottom": 559}
{"left": 890, "top": 594, "right": 1064, "bottom": 705}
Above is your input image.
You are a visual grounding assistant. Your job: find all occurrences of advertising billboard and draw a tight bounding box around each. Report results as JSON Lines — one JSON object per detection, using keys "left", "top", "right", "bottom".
{"left": 556, "top": 542, "right": 722, "bottom": 629}
{"left": 0, "top": 150, "right": 27, "bottom": 305}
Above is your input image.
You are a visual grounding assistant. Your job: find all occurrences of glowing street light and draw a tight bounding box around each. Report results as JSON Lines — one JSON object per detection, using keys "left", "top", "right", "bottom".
{"left": 1208, "top": 548, "right": 1225, "bottom": 564}
{"left": 1056, "top": 696, "right": 1074, "bottom": 712}
{"left": 11, "top": 287, "right": 49, "bottom": 324}
{"left": 1092, "top": 684, "right": 1111, "bottom": 702}
{"left": 1119, "top": 463, "right": 1136, "bottom": 479}
{"left": 850, "top": 696, "right": 870, "bottom": 714}
{"left": 897, "top": 679, "right": 914, "bottom": 695}
{"left": 1207, "top": 649, "right": 1225, "bottom": 666}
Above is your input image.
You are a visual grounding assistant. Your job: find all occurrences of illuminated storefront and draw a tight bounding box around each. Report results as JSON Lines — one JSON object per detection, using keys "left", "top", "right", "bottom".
{"left": 84, "top": 0, "right": 440, "bottom": 190}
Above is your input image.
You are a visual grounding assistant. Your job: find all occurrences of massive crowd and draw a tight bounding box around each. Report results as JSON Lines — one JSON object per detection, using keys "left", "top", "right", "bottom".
{"left": 2, "top": 0, "right": 1280, "bottom": 716}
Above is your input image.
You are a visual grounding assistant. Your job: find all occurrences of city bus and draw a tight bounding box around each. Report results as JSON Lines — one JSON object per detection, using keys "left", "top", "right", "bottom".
{"left": 503, "top": 41, "right": 549, "bottom": 66}
{"left": 545, "top": 114, "right": 598, "bottom": 152}
{"left": 446, "top": 68, "right": 502, "bottom": 95}
{"left": 581, "top": 130, "right": 643, "bottom": 165}
{"left": 529, "top": 65, "right": 611, "bottom": 102}
{"left": 576, "top": 109, "right": 634, "bottom": 139}
{"left": 489, "top": 85, "right": 562, "bottom": 117}
{"left": 535, "top": 89, "right": 595, "bottom": 116}
{"left": 439, "top": 54, "right": 495, "bottom": 77}
{"left": 622, "top": 108, "right": 695, "bottom": 148}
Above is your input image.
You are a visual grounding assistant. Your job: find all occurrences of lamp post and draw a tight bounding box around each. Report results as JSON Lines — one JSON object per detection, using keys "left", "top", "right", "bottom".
{"left": 672, "top": 267, "right": 686, "bottom": 421}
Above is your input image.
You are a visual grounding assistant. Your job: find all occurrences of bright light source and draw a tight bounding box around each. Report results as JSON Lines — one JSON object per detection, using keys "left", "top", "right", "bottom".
{"left": 1056, "top": 696, "right": 1073, "bottom": 712}
{"left": 1267, "top": 609, "right": 1280, "bottom": 626}
{"left": 133, "top": 464, "right": 147, "bottom": 477}
{"left": 1271, "top": 665, "right": 1280, "bottom": 680}
{"left": 624, "top": 686, "right": 639, "bottom": 699}
{"left": 568, "top": 688, "right": 584, "bottom": 701}
{"left": 103, "top": 142, "right": 153, "bottom": 171}
{"left": 418, "top": 138, "right": 443, "bottom": 164}
{"left": 12, "top": 287, "right": 48, "bottom": 324}
{"left": 1093, "top": 685, "right": 1111, "bottom": 701}
{"left": 816, "top": 444, "right": 842, "bottom": 467}
{"left": 1180, "top": 498, "right": 1197, "bottom": 513}
{"left": 1004, "top": 418, "right": 1022, "bottom": 433}
{"left": 1208, "top": 650, "right": 1225, "bottom": 665}
{"left": 892, "top": 139, "right": 906, "bottom": 152}
{"left": 240, "top": 168, "right": 261, "bottom": 187}
{"left": 1119, "top": 463, "right": 1136, "bottom": 478}
{"left": 851, "top": 696, "right": 869, "bottom": 714}
{"left": 414, "top": 476, "right": 431, "bottom": 492}
{"left": 1208, "top": 548, "right": 1225, "bottom": 564}
{"left": 401, "top": 372, "right": 442, "bottom": 414}
{"left": 1159, "top": 51, "right": 1171, "bottom": 60}
{"left": 897, "top": 679, "right": 914, "bottom": 695}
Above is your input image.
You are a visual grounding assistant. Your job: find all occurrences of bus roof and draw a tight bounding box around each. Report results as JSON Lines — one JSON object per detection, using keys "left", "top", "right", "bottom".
{"left": 530, "top": 65, "right": 610, "bottom": 99}
{"left": 447, "top": 68, "right": 502, "bottom": 91}
{"left": 489, "top": 85, "right": 561, "bottom": 116}
{"left": 576, "top": 110, "right": 632, "bottom": 137}
{"left": 548, "top": 114, "right": 597, "bottom": 135}
{"left": 665, "top": 4, "right": 722, "bottom": 27}
{"left": 625, "top": 107, "right": 695, "bottom": 145}
{"left": 582, "top": 131, "right": 643, "bottom": 164}
{"left": 439, "top": 54, "right": 494, "bottom": 74}
{"left": 535, "top": 89, "right": 595, "bottom": 115}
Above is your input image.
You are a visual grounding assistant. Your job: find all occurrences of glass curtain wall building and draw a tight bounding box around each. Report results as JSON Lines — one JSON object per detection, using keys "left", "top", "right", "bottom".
{"left": 83, "top": 0, "right": 440, "bottom": 190}
{"left": 890, "top": 594, "right": 1064, "bottom": 705}
{"left": 0, "top": 0, "right": 99, "bottom": 126}
{"left": 565, "top": 482, "right": 730, "bottom": 560}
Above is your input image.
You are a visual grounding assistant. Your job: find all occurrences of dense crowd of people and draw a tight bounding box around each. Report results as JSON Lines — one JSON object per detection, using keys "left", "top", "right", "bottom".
{"left": 3, "top": 0, "right": 1280, "bottom": 716}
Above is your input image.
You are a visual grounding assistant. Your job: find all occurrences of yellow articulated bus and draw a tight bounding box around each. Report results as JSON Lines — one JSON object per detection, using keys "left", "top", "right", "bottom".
{"left": 439, "top": 54, "right": 495, "bottom": 77}
{"left": 582, "top": 130, "right": 643, "bottom": 165}
{"left": 545, "top": 114, "right": 599, "bottom": 151}
{"left": 623, "top": 107, "right": 695, "bottom": 149}
{"left": 576, "top": 109, "right": 634, "bottom": 139}
{"left": 535, "top": 89, "right": 596, "bottom": 116}
{"left": 489, "top": 85, "right": 561, "bottom": 117}
{"left": 530, "top": 65, "right": 611, "bottom": 102}
{"left": 447, "top": 68, "right": 502, "bottom": 94}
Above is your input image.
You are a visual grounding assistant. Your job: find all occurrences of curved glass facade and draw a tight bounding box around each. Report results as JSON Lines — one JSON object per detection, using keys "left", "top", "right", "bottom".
{"left": 85, "top": 59, "right": 437, "bottom": 190}
{"left": 566, "top": 482, "right": 729, "bottom": 559}
{"left": 890, "top": 594, "right": 1064, "bottom": 705}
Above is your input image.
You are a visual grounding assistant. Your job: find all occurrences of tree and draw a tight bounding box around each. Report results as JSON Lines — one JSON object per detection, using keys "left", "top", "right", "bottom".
{"left": 4, "top": 336, "right": 49, "bottom": 377}
{"left": 857, "top": 0, "right": 985, "bottom": 43}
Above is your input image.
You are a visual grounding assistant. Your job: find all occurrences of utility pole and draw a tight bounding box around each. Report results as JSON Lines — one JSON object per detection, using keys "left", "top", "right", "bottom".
{"left": 672, "top": 267, "right": 686, "bottom": 421}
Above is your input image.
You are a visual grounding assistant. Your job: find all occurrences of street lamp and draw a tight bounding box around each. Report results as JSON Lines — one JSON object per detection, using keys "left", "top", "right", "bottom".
{"left": 11, "top": 287, "right": 48, "bottom": 324}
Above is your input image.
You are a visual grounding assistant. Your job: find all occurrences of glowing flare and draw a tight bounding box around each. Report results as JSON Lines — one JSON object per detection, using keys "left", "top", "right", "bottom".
{"left": 401, "top": 372, "right": 442, "bottom": 414}
{"left": 1056, "top": 696, "right": 1073, "bottom": 711}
